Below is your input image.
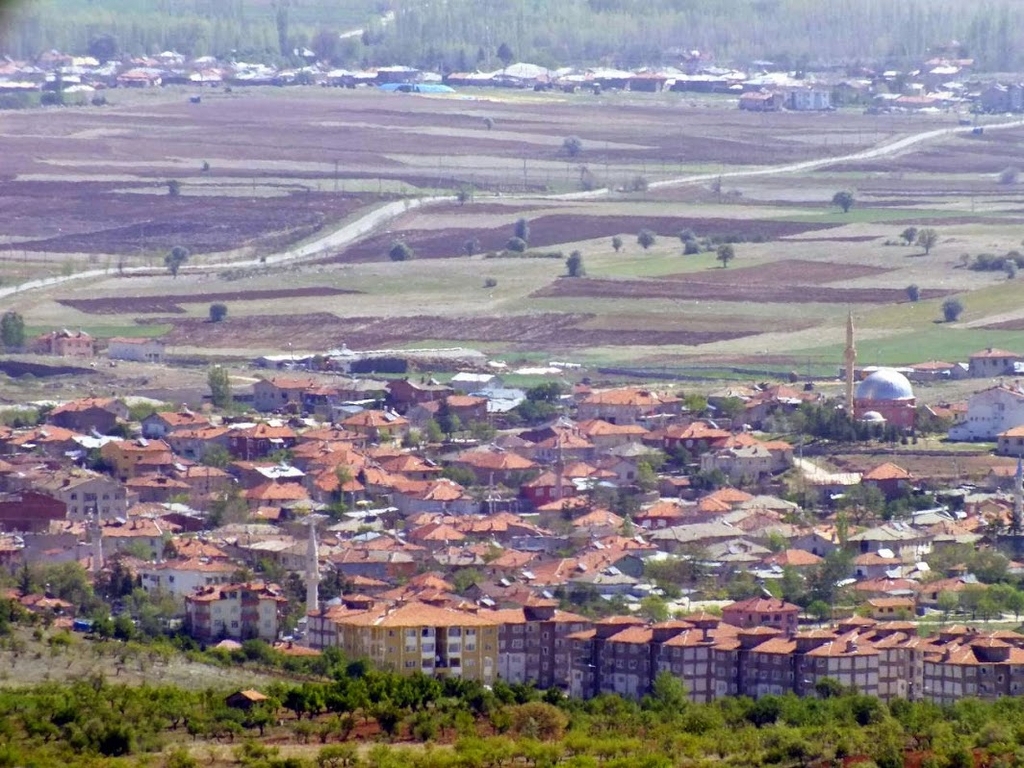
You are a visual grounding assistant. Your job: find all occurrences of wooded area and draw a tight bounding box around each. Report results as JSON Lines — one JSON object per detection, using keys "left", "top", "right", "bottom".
{"left": 2, "top": 0, "right": 1024, "bottom": 71}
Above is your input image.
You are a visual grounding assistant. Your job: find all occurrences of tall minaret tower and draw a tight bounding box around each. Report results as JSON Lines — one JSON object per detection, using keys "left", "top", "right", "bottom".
{"left": 844, "top": 311, "right": 857, "bottom": 418}
{"left": 90, "top": 511, "right": 103, "bottom": 576}
{"left": 305, "top": 518, "right": 320, "bottom": 614}
{"left": 1013, "top": 457, "right": 1023, "bottom": 535}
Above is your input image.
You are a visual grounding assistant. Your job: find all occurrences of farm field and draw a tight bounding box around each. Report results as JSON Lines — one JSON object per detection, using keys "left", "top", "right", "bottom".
{"left": 6, "top": 87, "right": 1024, "bottom": 379}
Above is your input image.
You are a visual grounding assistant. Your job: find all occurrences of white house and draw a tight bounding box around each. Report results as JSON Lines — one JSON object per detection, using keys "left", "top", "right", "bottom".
{"left": 948, "top": 385, "right": 1024, "bottom": 441}
{"left": 139, "top": 557, "right": 237, "bottom": 598}
{"left": 107, "top": 337, "right": 166, "bottom": 363}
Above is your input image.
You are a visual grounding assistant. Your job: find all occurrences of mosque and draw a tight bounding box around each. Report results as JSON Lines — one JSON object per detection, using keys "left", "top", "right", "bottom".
{"left": 844, "top": 313, "right": 917, "bottom": 430}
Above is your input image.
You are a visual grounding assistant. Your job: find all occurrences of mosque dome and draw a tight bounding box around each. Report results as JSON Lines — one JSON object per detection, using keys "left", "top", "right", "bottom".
{"left": 859, "top": 411, "right": 887, "bottom": 423}
{"left": 855, "top": 368, "right": 914, "bottom": 401}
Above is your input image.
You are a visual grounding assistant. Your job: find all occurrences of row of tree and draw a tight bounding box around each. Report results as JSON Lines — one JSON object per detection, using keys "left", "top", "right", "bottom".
{"left": 5, "top": 0, "right": 1024, "bottom": 72}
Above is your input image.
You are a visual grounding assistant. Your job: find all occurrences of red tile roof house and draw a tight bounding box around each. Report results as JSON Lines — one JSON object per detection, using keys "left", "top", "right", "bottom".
{"left": 722, "top": 597, "right": 800, "bottom": 633}
{"left": 576, "top": 388, "right": 682, "bottom": 426}
{"left": 862, "top": 462, "right": 913, "bottom": 499}
{"left": 48, "top": 397, "right": 129, "bottom": 434}
{"left": 252, "top": 376, "right": 320, "bottom": 412}
{"left": 31, "top": 329, "right": 95, "bottom": 358}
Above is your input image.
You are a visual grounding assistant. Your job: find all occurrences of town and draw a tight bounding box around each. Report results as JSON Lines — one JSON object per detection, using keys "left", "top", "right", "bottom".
{"left": 5, "top": 306, "right": 1024, "bottom": 710}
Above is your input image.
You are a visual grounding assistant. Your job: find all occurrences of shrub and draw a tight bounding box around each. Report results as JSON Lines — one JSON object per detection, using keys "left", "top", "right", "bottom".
{"left": 1000, "top": 166, "right": 1019, "bottom": 185}
{"left": 942, "top": 297, "right": 964, "bottom": 322}
{"left": 683, "top": 240, "right": 701, "bottom": 255}
{"left": 388, "top": 241, "right": 413, "bottom": 261}
{"left": 483, "top": 277, "right": 498, "bottom": 288}
{"left": 637, "top": 229, "right": 656, "bottom": 249}
{"left": 562, "top": 136, "right": 583, "bottom": 157}
{"left": 611, "top": 235, "right": 623, "bottom": 252}
{"left": 513, "top": 217, "right": 530, "bottom": 243}
{"left": 167, "top": 179, "right": 181, "bottom": 197}
{"left": 566, "top": 250, "right": 585, "bottom": 277}
{"left": 506, "top": 237, "right": 527, "bottom": 252}
{"left": 905, "top": 284, "right": 920, "bottom": 302}
{"left": 209, "top": 303, "right": 228, "bottom": 322}
{"left": 629, "top": 174, "right": 648, "bottom": 192}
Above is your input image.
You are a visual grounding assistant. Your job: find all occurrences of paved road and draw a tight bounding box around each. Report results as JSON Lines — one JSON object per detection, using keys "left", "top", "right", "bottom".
{"left": 5, "top": 114, "right": 1023, "bottom": 300}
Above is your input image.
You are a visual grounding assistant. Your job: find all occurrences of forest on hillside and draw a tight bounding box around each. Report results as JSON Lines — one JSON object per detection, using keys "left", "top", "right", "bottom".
{"left": 2, "top": 0, "right": 1024, "bottom": 72}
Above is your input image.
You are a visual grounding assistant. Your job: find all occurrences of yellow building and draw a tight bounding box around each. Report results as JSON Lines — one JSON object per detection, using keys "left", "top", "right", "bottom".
{"left": 310, "top": 599, "right": 498, "bottom": 683}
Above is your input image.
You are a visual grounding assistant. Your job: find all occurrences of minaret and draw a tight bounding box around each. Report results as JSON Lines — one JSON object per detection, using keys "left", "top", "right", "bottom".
{"left": 90, "top": 512, "right": 103, "bottom": 576}
{"left": 305, "top": 519, "right": 320, "bottom": 614}
{"left": 1013, "top": 457, "right": 1023, "bottom": 535}
{"left": 844, "top": 311, "right": 857, "bottom": 418}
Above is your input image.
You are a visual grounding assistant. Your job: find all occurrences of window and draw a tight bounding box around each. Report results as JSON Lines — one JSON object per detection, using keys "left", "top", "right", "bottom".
{"left": 449, "top": 627, "right": 461, "bottom": 638}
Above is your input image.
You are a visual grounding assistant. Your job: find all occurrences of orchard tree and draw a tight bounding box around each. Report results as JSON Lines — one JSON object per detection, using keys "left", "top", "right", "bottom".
{"left": 716, "top": 243, "right": 735, "bottom": 268}
{"left": 637, "top": 229, "right": 656, "bottom": 249}
{"left": 901, "top": 226, "right": 918, "bottom": 245}
{"left": 832, "top": 190, "right": 854, "bottom": 213}
{"left": 611, "top": 235, "right": 623, "bottom": 252}
{"left": 917, "top": 227, "right": 939, "bottom": 254}
{"left": 0, "top": 311, "right": 25, "bottom": 349}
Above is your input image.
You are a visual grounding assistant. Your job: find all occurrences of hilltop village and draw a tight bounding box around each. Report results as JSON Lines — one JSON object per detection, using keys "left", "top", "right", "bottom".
{"left": 7, "top": 317, "right": 1024, "bottom": 706}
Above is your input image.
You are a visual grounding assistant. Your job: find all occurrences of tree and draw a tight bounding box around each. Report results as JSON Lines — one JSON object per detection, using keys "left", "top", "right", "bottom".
{"left": 716, "top": 243, "right": 735, "bottom": 268}
{"left": 611, "top": 235, "right": 623, "bottom": 252}
{"left": 0, "top": 311, "right": 25, "bottom": 349}
{"left": 87, "top": 33, "right": 118, "bottom": 63}
{"left": 167, "top": 179, "right": 181, "bottom": 197}
{"left": 482, "top": 116, "right": 494, "bottom": 131}
{"left": 513, "top": 218, "right": 530, "bottom": 243}
{"left": 209, "top": 303, "right": 228, "bottom": 322}
{"left": 901, "top": 226, "right": 918, "bottom": 245}
{"left": 917, "top": 227, "right": 939, "bottom": 254}
{"left": 496, "top": 42, "right": 514, "bottom": 67}
{"left": 807, "top": 599, "right": 832, "bottom": 624}
{"left": 942, "top": 297, "right": 964, "bottom": 322}
{"left": 566, "top": 250, "right": 585, "bottom": 277}
{"left": 463, "top": 238, "right": 480, "bottom": 256}
{"left": 637, "top": 229, "right": 656, "bottom": 249}
{"left": 562, "top": 136, "right": 583, "bottom": 158}
{"left": 164, "top": 245, "right": 189, "bottom": 278}
{"left": 832, "top": 190, "right": 854, "bottom": 213}
{"left": 937, "top": 589, "right": 959, "bottom": 620}
{"left": 506, "top": 237, "right": 527, "bottom": 252}
{"left": 905, "top": 284, "right": 920, "bottom": 302}
{"left": 388, "top": 241, "right": 413, "bottom": 261}
{"left": 208, "top": 366, "right": 232, "bottom": 408}
{"left": 456, "top": 187, "right": 473, "bottom": 206}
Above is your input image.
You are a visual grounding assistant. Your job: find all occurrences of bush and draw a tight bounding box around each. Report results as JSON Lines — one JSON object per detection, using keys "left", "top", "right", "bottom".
{"left": 1000, "top": 166, "right": 1019, "bottom": 185}
{"left": 483, "top": 277, "right": 498, "bottom": 288}
{"left": 905, "top": 284, "right": 920, "bottom": 302}
{"left": 942, "top": 297, "right": 964, "bottom": 322}
{"left": 629, "top": 175, "right": 648, "bottom": 192}
{"left": 637, "top": 229, "right": 656, "bottom": 249}
{"left": 209, "top": 303, "right": 228, "bottom": 322}
{"left": 388, "top": 241, "right": 414, "bottom": 261}
{"left": 506, "top": 237, "right": 527, "bottom": 252}
{"left": 562, "top": 136, "right": 583, "bottom": 157}
{"left": 513, "top": 218, "right": 530, "bottom": 243}
{"left": 683, "top": 240, "right": 701, "bottom": 255}
{"left": 566, "top": 250, "right": 585, "bottom": 277}
{"left": 611, "top": 235, "right": 623, "bottom": 252}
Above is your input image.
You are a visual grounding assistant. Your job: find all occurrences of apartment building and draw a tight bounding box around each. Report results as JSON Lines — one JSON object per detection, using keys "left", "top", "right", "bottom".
{"left": 185, "top": 581, "right": 287, "bottom": 642}
{"left": 308, "top": 598, "right": 499, "bottom": 684}
{"left": 492, "top": 597, "right": 591, "bottom": 690}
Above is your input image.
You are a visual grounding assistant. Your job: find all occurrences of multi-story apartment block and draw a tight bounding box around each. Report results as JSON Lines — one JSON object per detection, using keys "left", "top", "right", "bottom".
{"left": 567, "top": 610, "right": 1024, "bottom": 707}
{"left": 307, "top": 598, "right": 499, "bottom": 684}
{"left": 185, "top": 581, "right": 287, "bottom": 642}
{"left": 492, "top": 598, "right": 591, "bottom": 690}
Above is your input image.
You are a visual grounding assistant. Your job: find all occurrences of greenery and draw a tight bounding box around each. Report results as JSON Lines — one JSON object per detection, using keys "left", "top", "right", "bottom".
{"left": 565, "top": 250, "right": 585, "bottom": 277}
{"left": 0, "top": 310, "right": 26, "bottom": 349}
{"left": 209, "top": 303, "right": 228, "bottom": 322}
{"left": 562, "top": 136, "right": 583, "bottom": 158}
{"left": 832, "top": 190, "right": 854, "bottom": 213}
{"left": 388, "top": 241, "right": 414, "bottom": 262}
{"left": 715, "top": 243, "right": 735, "bottom": 268}
{"left": 208, "top": 365, "right": 232, "bottom": 408}
{"left": 942, "top": 297, "right": 964, "bottom": 322}
{"left": 513, "top": 218, "right": 530, "bottom": 244}
{"left": 637, "top": 229, "right": 656, "bottom": 250}
{"left": 611, "top": 235, "right": 623, "bottom": 252}
{"left": 916, "top": 228, "right": 939, "bottom": 255}
{"left": 164, "top": 245, "right": 189, "bottom": 278}
{"left": 905, "top": 284, "right": 920, "bottom": 302}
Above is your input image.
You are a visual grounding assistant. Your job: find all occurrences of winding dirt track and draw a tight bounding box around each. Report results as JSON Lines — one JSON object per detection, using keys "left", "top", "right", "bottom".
{"left": 3, "top": 115, "right": 1021, "bottom": 301}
